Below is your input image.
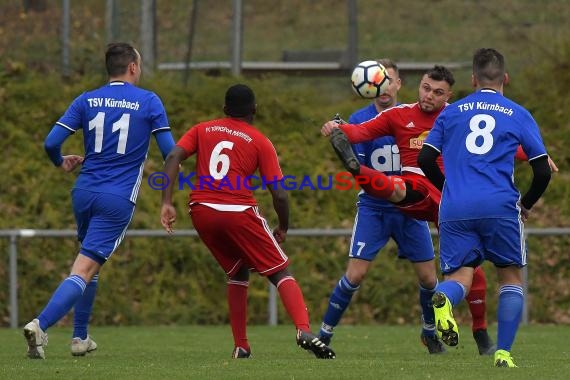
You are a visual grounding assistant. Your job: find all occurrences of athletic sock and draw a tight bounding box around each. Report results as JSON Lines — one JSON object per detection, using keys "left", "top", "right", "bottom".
{"left": 321, "top": 275, "right": 360, "bottom": 336}
{"left": 276, "top": 276, "right": 310, "bottom": 332}
{"left": 358, "top": 165, "right": 400, "bottom": 199}
{"left": 73, "top": 273, "right": 99, "bottom": 340}
{"left": 467, "top": 266, "right": 488, "bottom": 331}
{"left": 38, "top": 275, "right": 87, "bottom": 331}
{"left": 497, "top": 285, "right": 524, "bottom": 352}
{"left": 227, "top": 280, "right": 249, "bottom": 351}
{"left": 420, "top": 281, "right": 437, "bottom": 335}
{"left": 436, "top": 280, "right": 466, "bottom": 307}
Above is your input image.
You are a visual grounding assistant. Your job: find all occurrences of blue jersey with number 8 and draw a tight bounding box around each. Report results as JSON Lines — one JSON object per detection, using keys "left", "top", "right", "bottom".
{"left": 424, "top": 89, "right": 548, "bottom": 222}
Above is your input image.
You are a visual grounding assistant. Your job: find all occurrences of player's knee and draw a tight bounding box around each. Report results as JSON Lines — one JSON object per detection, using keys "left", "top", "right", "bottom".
{"left": 340, "top": 274, "right": 361, "bottom": 294}
{"left": 230, "top": 265, "right": 250, "bottom": 282}
{"left": 388, "top": 177, "right": 407, "bottom": 203}
{"left": 267, "top": 268, "right": 291, "bottom": 286}
{"left": 418, "top": 275, "right": 438, "bottom": 290}
{"left": 345, "top": 272, "right": 365, "bottom": 286}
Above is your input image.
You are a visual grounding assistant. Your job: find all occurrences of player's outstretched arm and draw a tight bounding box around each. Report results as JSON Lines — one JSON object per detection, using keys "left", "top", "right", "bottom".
{"left": 321, "top": 120, "right": 341, "bottom": 137}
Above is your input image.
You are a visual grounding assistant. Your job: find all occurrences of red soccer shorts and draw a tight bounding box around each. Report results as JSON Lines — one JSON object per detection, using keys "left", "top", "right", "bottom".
{"left": 190, "top": 203, "right": 289, "bottom": 277}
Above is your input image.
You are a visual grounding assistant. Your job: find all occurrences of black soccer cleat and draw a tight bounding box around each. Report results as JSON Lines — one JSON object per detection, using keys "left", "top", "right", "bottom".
{"left": 420, "top": 333, "right": 446, "bottom": 354}
{"left": 296, "top": 330, "right": 336, "bottom": 359}
{"left": 329, "top": 128, "right": 360, "bottom": 176}
{"left": 473, "top": 329, "right": 496, "bottom": 356}
{"left": 232, "top": 346, "right": 252, "bottom": 359}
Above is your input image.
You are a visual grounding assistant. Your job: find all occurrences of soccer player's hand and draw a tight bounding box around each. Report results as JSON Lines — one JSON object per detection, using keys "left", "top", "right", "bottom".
{"left": 161, "top": 204, "right": 177, "bottom": 234}
{"left": 273, "top": 227, "right": 287, "bottom": 244}
{"left": 321, "top": 120, "right": 342, "bottom": 136}
{"left": 547, "top": 156, "right": 559, "bottom": 173}
{"left": 60, "top": 155, "right": 83, "bottom": 172}
{"left": 520, "top": 204, "right": 530, "bottom": 223}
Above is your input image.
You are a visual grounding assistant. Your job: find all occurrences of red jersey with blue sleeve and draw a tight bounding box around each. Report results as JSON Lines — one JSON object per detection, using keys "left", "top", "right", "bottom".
{"left": 56, "top": 81, "right": 170, "bottom": 203}
{"left": 349, "top": 103, "right": 400, "bottom": 210}
{"left": 176, "top": 118, "right": 283, "bottom": 205}
{"left": 424, "top": 89, "right": 548, "bottom": 222}
{"left": 340, "top": 102, "right": 444, "bottom": 175}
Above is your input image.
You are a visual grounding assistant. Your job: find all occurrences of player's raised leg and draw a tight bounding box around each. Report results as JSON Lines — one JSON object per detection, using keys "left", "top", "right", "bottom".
{"left": 268, "top": 270, "right": 335, "bottom": 359}
{"left": 432, "top": 277, "right": 467, "bottom": 347}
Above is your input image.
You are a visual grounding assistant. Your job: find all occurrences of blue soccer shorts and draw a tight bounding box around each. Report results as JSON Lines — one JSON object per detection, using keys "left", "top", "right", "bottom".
{"left": 72, "top": 188, "right": 135, "bottom": 265}
{"left": 349, "top": 205, "right": 434, "bottom": 262}
{"left": 438, "top": 217, "right": 526, "bottom": 274}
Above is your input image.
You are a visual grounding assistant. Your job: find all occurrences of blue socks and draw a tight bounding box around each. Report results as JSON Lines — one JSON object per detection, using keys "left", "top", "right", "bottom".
{"left": 436, "top": 280, "right": 466, "bottom": 307}
{"left": 497, "top": 285, "right": 523, "bottom": 352}
{"left": 38, "top": 275, "right": 87, "bottom": 331}
{"left": 73, "top": 273, "right": 99, "bottom": 339}
{"left": 420, "top": 282, "right": 437, "bottom": 335}
{"left": 320, "top": 275, "right": 360, "bottom": 338}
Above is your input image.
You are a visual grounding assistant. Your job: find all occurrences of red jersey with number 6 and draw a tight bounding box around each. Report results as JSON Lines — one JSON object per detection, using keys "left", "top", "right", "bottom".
{"left": 176, "top": 117, "right": 283, "bottom": 205}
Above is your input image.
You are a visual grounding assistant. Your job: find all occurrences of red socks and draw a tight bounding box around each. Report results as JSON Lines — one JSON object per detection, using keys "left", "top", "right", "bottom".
{"left": 466, "top": 266, "right": 488, "bottom": 331}
{"left": 358, "top": 165, "right": 402, "bottom": 199}
{"left": 276, "top": 277, "right": 310, "bottom": 332}
{"left": 227, "top": 280, "right": 249, "bottom": 350}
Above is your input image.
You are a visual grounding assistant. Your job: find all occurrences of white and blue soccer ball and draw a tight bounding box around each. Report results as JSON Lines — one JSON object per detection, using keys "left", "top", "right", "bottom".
{"left": 350, "top": 60, "right": 390, "bottom": 99}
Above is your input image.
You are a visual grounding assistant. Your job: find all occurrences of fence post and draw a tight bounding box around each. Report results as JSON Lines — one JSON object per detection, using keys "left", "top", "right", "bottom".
{"left": 61, "top": 0, "right": 70, "bottom": 78}
{"left": 9, "top": 234, "right": 18, "bottom": 328}
{"left": 522, "top": 231, "right": 529, "bottom": 325}
{"left": 230, "top": 0, "right": 243, "bottom": 76}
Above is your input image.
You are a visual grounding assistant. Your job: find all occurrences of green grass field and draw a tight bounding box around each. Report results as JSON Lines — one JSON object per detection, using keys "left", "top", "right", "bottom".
{"left": 0, "top": 325, "right": 568, "bottom": 379}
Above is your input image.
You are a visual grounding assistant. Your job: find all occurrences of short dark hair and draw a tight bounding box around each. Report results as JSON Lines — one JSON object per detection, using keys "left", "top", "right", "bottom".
{"left": 105, "top": 42, "right": 138, "bottom": 77}
{"left": 377, "top": 58, "right": 399, "bottom": 76}
{"left": 425, "top": 65, "right": 455, "bottom": 87}
{"left": 224, "top": 84, "right": 255, "bottom": 117}
{"left": 473, "top": 48, "right": 505, "bottom": 85}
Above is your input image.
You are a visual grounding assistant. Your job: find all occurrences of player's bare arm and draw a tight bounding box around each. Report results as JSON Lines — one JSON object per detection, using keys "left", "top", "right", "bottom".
{"left": 267, "top": 183, "right": 289, "bottom": 243}
{"left": 161, "top": 146, "right": 186, "bottom": 233}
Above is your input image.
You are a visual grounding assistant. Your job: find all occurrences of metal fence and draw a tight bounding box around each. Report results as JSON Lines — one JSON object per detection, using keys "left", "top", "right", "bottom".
{"left": 2, "top": 228, "right": 569, "bottom": 328}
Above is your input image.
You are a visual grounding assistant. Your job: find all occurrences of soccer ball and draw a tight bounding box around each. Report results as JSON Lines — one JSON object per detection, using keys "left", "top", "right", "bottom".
{"left": 350, "top": 60, "right": 390, "bottom": 99}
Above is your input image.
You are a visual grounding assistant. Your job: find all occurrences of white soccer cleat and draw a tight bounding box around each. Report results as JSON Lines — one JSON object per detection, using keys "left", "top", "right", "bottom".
{"left": 71, "top": 335, "right": 98, "bottom": 356}
{"left": 23, "top": 319, "right": 48, "bottom": 359}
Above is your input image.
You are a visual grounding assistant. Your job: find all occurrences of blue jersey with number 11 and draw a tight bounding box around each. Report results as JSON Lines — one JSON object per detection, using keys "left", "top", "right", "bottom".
{"left": 56, "top": 81, "right": 170, "bottom": 203}
{"left": 425, "top": 89, "right": 547, "bottom": 222}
